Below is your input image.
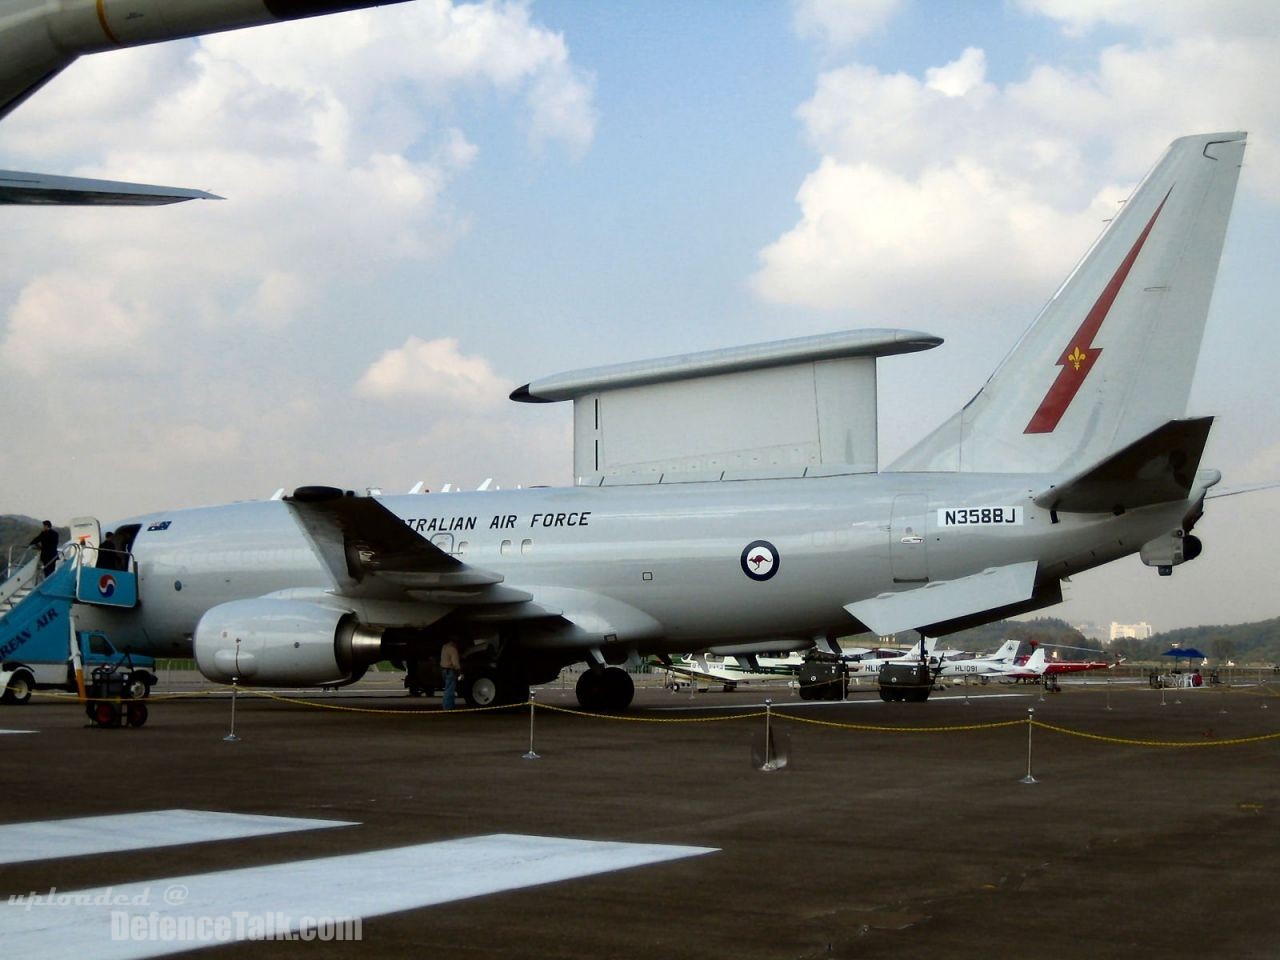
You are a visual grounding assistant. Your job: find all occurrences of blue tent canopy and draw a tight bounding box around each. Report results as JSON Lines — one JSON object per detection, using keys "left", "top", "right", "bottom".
{"left": 1162, "top": 648, "right": 1207, "bottom": 659}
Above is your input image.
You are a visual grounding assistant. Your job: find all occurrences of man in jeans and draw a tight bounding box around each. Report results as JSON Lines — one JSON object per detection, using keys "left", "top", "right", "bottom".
{"left": 440, "top": 639, "right": 461, "bottom": 710}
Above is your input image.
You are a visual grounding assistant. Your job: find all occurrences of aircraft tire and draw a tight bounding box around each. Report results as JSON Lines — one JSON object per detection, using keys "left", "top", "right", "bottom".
{"left": 575, "top": 670, "right": 604, "bottom": 710}
{"left": 465, "top": 670, "right": 528, "bottom": 708}
{"left": 464, "top": 674, "right": 500, "bottom": 708}
{"left": 601, "top": 667, "right": 634, "bottom": 710}
{"left": 1, "top": 671, "right": 33, "bottom": 705}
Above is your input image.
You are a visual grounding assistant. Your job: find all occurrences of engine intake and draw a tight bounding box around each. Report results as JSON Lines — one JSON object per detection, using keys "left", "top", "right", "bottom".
{"left": 194, "top": 599, "right": 383, "bottom": 686}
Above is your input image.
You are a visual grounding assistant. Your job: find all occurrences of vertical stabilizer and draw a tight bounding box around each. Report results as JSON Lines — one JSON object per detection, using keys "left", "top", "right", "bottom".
{"left": 891, "top": 132, "right": 1246, "bottom": 474}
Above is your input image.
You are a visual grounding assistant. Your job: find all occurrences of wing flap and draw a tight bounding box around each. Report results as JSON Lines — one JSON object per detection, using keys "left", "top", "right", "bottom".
{"left": 843, "top": 561, "right": 1039, "bottom": 637}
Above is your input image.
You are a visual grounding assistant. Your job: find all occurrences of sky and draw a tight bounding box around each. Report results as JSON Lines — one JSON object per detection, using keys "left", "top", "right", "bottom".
{"left": 2, "top": 0, "right": 1278, "bottom": 632}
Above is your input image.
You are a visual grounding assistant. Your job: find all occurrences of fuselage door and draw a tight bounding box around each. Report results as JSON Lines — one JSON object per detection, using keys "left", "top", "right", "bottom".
{"left": 69, "top": 516, "right": 101, "bottom": 567}
{"left": 890, "top": 494, "right": 929, "bottom": 583}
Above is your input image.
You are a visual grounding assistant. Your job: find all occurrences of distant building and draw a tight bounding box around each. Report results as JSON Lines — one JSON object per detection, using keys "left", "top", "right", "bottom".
{"left": 1108, "top": 622, "right": 1154, "bottom": 645}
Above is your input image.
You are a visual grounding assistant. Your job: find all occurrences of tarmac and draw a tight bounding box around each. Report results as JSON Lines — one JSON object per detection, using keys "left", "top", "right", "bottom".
{"left": 2, "top": 672, "right": 1279, "bottom": 959}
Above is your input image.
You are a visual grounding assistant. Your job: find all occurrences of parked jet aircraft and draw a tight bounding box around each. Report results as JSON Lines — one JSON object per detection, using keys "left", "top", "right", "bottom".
{"left": 0, "top": 0, "right": 410, "bottom": 203}
{"left": 68, "top": 132, "right": 1248, "bottom": 711}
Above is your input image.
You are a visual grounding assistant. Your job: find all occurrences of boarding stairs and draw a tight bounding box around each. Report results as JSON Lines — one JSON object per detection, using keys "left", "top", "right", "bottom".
{"left": 0, "top": 552, "right": 40, "bottom": 618}
{"left": 1, "top": 531, "right": 139, "bottom": 661}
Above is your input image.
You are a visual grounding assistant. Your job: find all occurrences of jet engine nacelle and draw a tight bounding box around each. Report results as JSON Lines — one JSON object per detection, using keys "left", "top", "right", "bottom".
{"left": 1140, "top": 530, "right": 1203, "bottom": 576}
{"left": 193, "top": 598, "right": 383, "bottom": 686}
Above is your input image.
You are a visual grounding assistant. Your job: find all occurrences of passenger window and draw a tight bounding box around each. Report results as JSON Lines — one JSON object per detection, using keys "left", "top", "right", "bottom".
{"left": 521, "top": 539, "right": 533, "bottom": 555}
{"left": 500, "top": 540, "right": 512, "bottom": 556}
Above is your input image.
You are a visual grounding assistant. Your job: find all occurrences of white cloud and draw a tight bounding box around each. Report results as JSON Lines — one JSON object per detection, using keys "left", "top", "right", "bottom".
{"left": 754, "top": 19, "right": 1280, "bottom": 316}
{"left": 355, "top": 336, "right": 507, "bottom": 407}
{"left": 1, "top": 273, "right": 158, "bottom": 376}
{"left": 753, "top": 156, "right": 1109, "bottom": 311}
{"left": 1019, "top": 0, "right": 1280, "bottom": 40}
{"left": 792, "top": 0, "right": 904, "bottom": 50}
{"left": 0, "top": 1, "right": 593, "bottom": 520}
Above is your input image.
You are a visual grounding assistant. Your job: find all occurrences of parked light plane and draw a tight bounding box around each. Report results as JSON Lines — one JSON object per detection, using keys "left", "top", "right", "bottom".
{"left": 0, "top": 0, "right": 410, "bottom": 204}
{"left": 71, "top": 132, "right": 1249, "bottom": 711}
{"left": 661, "top": 653, "right": 806, "bottom": 692}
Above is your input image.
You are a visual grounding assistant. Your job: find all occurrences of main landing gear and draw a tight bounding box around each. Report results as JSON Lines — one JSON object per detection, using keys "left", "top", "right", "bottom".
{"left": 575, "top": 667, "right": 634, "bottom": 711}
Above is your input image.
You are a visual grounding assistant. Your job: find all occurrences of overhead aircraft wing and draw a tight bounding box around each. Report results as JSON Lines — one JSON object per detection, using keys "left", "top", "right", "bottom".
{"left": 283, "top": 486, "right": 532, "bottom": 605}
{"left": 0, "top": 169, "right": 222, "bottom": 206}
{"left": 1032, "top": 417, "right": 1212, "bottom": 514}
{"left": 843, "top": 561, "right": 1039, "bottom": 637}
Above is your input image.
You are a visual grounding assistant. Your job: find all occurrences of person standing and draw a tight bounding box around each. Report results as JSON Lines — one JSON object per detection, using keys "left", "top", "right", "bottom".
{"left": 440, "top": 638, "right": 461, "bottom": 710}
{"left": 99, "top": 531, "right": 120, "bottom": 570}
{"left": 29, "top": 520, "right": 59, "bottom": 579}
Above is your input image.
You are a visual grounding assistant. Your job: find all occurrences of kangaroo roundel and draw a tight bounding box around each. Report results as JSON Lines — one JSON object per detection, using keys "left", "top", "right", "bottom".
{"left": 741, "top": 540, "right": 780, "bottom": 581}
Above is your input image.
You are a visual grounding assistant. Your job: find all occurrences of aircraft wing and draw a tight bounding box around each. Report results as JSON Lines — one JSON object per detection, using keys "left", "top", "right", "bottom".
{"left": 284, "top": 486, "right": 531, "bottom": 604}
{"left": 843, "top": 561, "right": 1039, "bottom": 637}
{"left": 0, "top": 169, "right": 222, "bottom": 206}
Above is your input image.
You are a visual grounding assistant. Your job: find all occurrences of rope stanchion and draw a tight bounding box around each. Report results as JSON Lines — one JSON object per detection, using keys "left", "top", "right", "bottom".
{"left": 760, "top": 698, "right": 778, "bottom": 772}
{"left": 223, "top": 677, "right": 240, "bottom": 743}
{"left": 523, "top": 690, "right": 541, "bottom": 760}
{"left": 1020, "top": 708, "right": 1037, "bottom": 784}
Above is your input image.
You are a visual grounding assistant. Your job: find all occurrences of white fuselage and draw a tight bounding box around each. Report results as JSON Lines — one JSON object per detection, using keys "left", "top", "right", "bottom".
{"left": 82, "top": 472, "right": 1193, "bottom": 660}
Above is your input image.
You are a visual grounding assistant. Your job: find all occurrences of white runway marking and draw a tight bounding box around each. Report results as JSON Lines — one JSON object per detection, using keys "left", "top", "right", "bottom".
{"left": 0, "top": 729, "right": 37, "bottom": 734}
{"left": 1, "top": 834, "right": 716, "bottom": 959}
{"left": 0, "top": 810, "right": 355, "bottom": 866}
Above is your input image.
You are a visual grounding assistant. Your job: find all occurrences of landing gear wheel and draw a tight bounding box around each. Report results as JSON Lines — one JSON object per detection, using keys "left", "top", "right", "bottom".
{"left": 2, "top": 672, "right": 33, "bottom": 705}
{"left": 463, "top": 670, "right": 529, "bottom": 708}
{"left": 466, "top": 675, "right": 500, "bottom": 707}
{"left": 601, "top": 667, "right": 634, "bottom": 710}
{"left": 577, "top": 668, "right": 633, "bottom": 711}
{"left": 575, "top": 670, "right": 605, "bottom": 711}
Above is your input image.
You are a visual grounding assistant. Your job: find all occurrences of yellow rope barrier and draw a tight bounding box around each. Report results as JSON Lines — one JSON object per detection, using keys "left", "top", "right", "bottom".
{"left": 775, "top": 713, "right": 1025, "bottom": 734}
{"left": 21, "top": 682, "right": 1280, "bottom": 748}
{"left": 535, "top": 702, "right": 766, "bottom": 723}
{"left": 1030, "top": 719, "right": 1280, "bottom": 748}
{"left": 243, "top": 688, "right": 523, "bottom": 715}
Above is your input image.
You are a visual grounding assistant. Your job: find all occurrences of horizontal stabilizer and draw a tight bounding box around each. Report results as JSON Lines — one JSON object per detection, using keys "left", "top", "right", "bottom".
{"left": 0, "top": 169, "right": 221, "bottom": 206}
{"left": 1033, "top": 418, "right": 1212, "bottom": 513}
{"left": 843, "top": 561, "right": 1038, "bottom": 637}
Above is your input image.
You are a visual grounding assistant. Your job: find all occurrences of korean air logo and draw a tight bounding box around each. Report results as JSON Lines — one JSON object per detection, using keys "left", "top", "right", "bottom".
{"left": 98, "top": 574, "right": 117, "bottom": 599}
{"left": 740, "top": 540, "right": 780, "bottom": 582}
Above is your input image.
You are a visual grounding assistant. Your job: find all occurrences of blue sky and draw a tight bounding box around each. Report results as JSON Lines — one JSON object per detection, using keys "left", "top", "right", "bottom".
{"left": 2, "top": 0, "right": 1278, "bottom": 632}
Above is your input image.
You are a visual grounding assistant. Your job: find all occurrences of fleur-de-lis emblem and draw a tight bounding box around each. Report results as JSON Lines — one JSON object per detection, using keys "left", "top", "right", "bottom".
{"left": 1068, "top": 346, "right": 1087, "bottom": 371}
